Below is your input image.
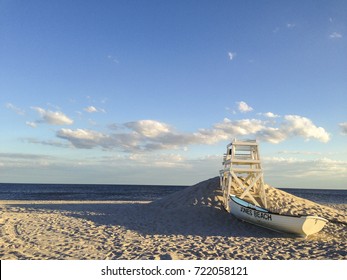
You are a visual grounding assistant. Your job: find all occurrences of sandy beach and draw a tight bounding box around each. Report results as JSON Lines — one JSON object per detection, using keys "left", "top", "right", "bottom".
{"left": 0, "top": 177, "right": 346, "bottom": 260}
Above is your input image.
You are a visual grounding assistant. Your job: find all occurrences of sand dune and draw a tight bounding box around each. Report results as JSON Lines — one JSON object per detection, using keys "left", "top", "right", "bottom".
{"left": 0, "top": 177, "right": 346, "bottom": 260}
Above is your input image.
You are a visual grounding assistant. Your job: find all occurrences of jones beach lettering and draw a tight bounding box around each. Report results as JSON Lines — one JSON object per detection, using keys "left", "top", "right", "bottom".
{"left": 240, "top": 206, "right": 272, "bottom": 221}
{"left": 254, "top": 210, "right": 272, "bottom": 221}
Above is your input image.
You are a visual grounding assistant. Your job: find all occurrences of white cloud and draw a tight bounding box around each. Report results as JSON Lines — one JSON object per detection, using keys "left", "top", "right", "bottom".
{"left": 263, "top": 156, "right": 347, "bottom": 179}
{"left": 228, "top": 52, "right": 236, "bottom": 61}
{"left": 84, "top": 106, "right": 98, "bottom": 113}
{"left": 56, "top": 120, "right": 198, "bottom": 151}
{"left": 56, "top": 128, "right": 110, "bottom": 149}
{"left": 286, "top": 23, "right": 296, "bottom": 29}
{"left": 201, "top": 115, "right": 329, "bottom": 144}
{"left": 56, "top": 114, "right": 330, "bottom": 152}
{"left": 256, "top": 127, "right": 287, "bottom": 144}
{"left": 5, "top": 103, "right": 25, "bottom": 115}
{"left": 330, "top": 32, "right": 342, "bottom": 39}
{"left": 237, "top": 101, "right": 253, "bottom": 113}
{"left": 214, "top": 118, "right": 264, "bottom": 135}
{"left": 339, "top": 122, "right": 347, "bottom": 135}
{"left": 282, "top": 115, "right": 330, "bottom": 143}
{"left": 26, "top": 121, "right": 37, "bottom": 128}
{"left": 31, "top": 107, "right": 73, "bottom": 125}
{"left": 83, "top": 106, "right": 105, "bottom": 113}
{"left": 191, "top": 128, "right": 228, "bottom": 145}
{"left": 260, "top": 112, "right": 280, "bottom": 118}
{"left": 125, "top": 120, "right": 171, "bottom": 138}
{"left": 56, "top": 125, "right": 182, "bottom": 152}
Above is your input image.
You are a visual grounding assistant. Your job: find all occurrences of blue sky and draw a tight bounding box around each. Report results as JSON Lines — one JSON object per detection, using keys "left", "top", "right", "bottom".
{"left": 1, "top": 0, "right": 346, "bottom": 188}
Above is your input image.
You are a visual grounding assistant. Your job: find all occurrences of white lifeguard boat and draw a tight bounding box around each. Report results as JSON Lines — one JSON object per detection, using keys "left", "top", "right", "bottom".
{"left": 220, "top": 139, "right": 328, "bottom": 237}
{"left": 230, "top": 195, "right": 327, "bottom": 237}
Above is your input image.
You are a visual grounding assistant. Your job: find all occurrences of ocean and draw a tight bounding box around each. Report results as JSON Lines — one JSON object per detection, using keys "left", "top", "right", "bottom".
{"left": 280, "top": 188, "right": 347, "bottom": 204}
{"left": 0, "top": 183, "right": 346, "bottom": 204}
{"left": 0, "top": 183, "right": 188, "bottom": 201}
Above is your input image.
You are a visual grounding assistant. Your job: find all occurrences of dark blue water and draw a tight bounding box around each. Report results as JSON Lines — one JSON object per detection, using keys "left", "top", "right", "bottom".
{"left": 0, "top": 183, "right": 189, "bottom": 201}
{"left": 280, "top": 188, "right": 347, "bottom": 204}
{"left": 0, "top": 183, "right": 345, "bottom": 204}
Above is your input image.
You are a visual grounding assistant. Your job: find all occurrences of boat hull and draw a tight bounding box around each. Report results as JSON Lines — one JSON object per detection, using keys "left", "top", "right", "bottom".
{"left": 229, "top": 195, "right": 328, "bottom": 237}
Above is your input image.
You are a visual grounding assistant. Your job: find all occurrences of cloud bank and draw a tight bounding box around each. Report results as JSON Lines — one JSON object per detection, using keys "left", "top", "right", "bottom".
{"left": 56, "top": 114, "right": 330, "bottom": 152}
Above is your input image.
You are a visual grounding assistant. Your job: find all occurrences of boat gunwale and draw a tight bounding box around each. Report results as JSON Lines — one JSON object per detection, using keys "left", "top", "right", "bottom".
{"left": 230, "top": 195, "right": 328, "bottom": 222}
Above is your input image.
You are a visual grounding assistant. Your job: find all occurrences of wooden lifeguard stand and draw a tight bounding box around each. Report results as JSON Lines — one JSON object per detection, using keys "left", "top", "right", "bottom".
{"left": 219, "top": 139, "right": 267, "bottom": 211}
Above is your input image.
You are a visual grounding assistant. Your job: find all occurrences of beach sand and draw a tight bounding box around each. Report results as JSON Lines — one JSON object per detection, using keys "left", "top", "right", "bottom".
{"left": 0, "top": 177, "right": 346, "bottom": 260}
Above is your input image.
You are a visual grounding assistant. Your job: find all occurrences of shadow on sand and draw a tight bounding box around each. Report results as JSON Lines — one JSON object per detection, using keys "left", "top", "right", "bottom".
{"left": 7, "top": 202, "right": 291, "bottom": 238}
